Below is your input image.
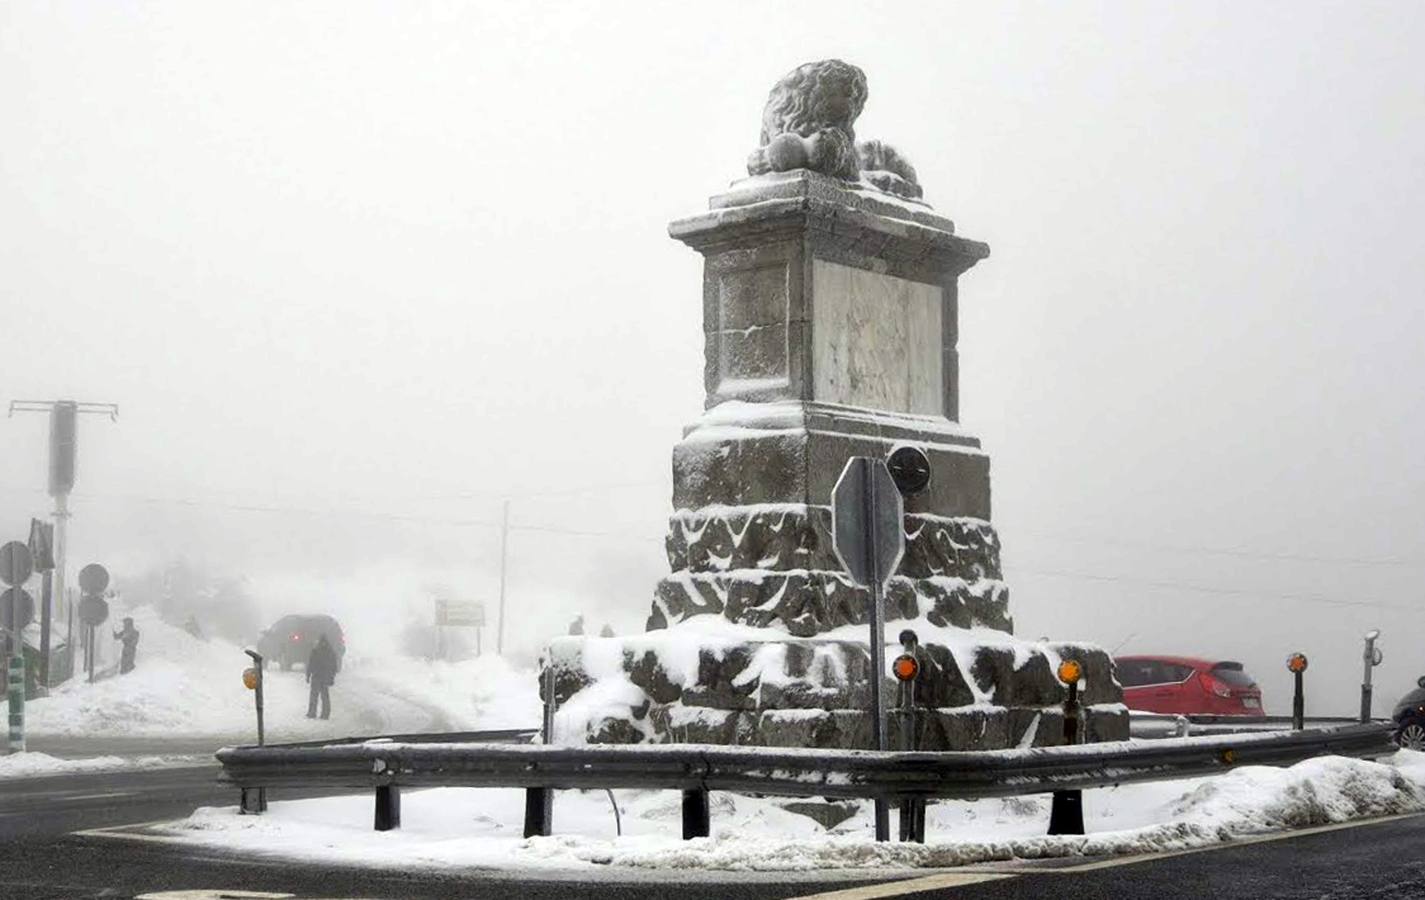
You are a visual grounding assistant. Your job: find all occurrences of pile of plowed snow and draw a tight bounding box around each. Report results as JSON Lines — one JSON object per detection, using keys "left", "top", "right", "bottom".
{"left": 157, "top": 751, "right": 1425, "bottom": 871}
{"left": 27, "top": 605, "right": 538, "bottom": 741}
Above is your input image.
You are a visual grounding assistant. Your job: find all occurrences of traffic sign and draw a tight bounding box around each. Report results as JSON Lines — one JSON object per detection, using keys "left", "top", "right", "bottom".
{"left": 829, "top": 456, "right": 905, "bottom": 844}
{"left": 78, "top": 563, "right": 110, "bottom": 596}
{"left": 1, "top": 587, "right": 35, "bottom": 632}
{"left": 437, "top": 598, "right": 486, "bottom": 628}
{"left": 886, "top": 446, "right": 932, "bottom": 497}
{"left": 0, "top": 542, "right": 33, "bottom": 587}
{"left": 27, "top": 519, "right": 55, "bottom": 572}
{"left": 78, "top": 595, "right": 109, "bottom": 627}
{"left": 831, "top": 458, "right": 905, "bottom": 588}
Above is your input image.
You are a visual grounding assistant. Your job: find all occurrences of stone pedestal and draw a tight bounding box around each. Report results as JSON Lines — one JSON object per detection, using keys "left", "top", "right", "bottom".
{"left": 542, "top": 169, "right": 1126, "bottom": 750}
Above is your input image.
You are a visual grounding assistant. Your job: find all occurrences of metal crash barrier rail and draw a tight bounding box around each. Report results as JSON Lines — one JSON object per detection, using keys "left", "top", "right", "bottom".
{"left": 1128, "top": 713, "right": 1375, "bottom": 739}
{"left": 216, "top": 722, "right": 1396, "bottom": 841}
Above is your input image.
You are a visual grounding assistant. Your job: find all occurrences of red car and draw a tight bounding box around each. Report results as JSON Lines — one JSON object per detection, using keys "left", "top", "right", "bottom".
{"left": 1115, "top": 655, "right": 1264, "bottom": 717}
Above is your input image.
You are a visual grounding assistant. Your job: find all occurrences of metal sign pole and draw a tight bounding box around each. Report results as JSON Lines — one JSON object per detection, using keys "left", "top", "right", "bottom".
{"left": 53, "top": 493, "right": 68, "bottom": 659}
{"left": 497, "top": 500, "right": 510, "bottom": 656}
{"left": 39, "top": 571, "right": 52, "bottom": 687}
{"left": 1360, "top": 631, "right": 1381, "bottom": 723}
{"left": 861, "top": 463, "right": 890, "bottom": 843}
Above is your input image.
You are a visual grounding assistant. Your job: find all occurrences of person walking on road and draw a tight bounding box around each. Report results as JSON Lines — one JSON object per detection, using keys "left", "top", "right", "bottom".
{"left": 305, "top": 634, "right": 339, "bottom": 720}
{"left": 113, "top": 618, "right": 141, "bottom": 674}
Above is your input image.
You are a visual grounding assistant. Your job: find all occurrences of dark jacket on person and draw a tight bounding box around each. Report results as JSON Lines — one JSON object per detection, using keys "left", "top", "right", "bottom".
{"left": 306, "top": 637, "right": 339, "bottom": 687}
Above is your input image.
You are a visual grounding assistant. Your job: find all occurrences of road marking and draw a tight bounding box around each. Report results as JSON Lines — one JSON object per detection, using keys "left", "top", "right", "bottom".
{"left": 788, "top": 874, "right": 1014, "bottom": 899}
{"left": 135, "top": 892, "right": 296, "bottom": 899}
{"left": 59, "top": 790, "right": 139, "bottom": 802}
{"left": 1023, "top": 810, "right": 1425, "bottom": 874}
{"left": 72, "top": 820, "right": 195, "bottom": 845}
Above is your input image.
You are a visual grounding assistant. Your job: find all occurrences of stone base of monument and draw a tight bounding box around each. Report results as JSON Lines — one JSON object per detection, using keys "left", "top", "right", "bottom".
{"left": 536, "top": 62, "right": 1129, "bottom": 753}
{"left": 542, "top": 621, "right": 1129, "bottom": 750}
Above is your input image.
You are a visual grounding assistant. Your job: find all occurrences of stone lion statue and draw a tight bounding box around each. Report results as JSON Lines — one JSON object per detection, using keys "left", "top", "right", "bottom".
{"left": 746, "top": 59, "right": 924, "bottom": 200}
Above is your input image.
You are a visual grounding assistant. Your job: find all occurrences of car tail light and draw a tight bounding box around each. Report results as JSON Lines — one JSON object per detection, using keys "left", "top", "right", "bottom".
{"left": 291, "top": 633, "right": 301, "bottom": 641}
{"left": 1204, "top": 674, "right": 1232, "bottom": 698}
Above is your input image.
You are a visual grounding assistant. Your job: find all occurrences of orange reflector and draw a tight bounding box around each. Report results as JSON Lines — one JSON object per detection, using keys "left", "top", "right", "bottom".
{"left": 892, "top": 654, "right": 919, "bottom": 682}
{"left": 1057, "top": 659, "right": 1083, "bottom": 685}
{"left": 1219, "top": 748, "right": 1236, "bottom": 765}
{"left": 242, "top": 667, "right": 259, "bottom": 690}
{"left": 1287, "top": 653, "right": 1309, "bottom": 674}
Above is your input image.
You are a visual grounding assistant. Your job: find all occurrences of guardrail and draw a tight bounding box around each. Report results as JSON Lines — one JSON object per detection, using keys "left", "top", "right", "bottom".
{"left": 251, "top": 727, "right": 540, "bottom": 750}
{"left": 1129, "top": 713, "right": 1376, "bottom": 739}
{"left": 217, "top": 722, "right": 1396, "bottom": 841}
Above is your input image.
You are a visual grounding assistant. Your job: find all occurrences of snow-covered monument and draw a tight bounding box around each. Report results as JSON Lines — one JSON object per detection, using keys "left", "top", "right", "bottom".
{"left": 545, "top": 60, "right": 1126, "bottom": 750}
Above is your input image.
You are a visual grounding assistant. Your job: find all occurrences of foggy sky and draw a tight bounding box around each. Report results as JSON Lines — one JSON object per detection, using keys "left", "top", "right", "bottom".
{"left": 1, "top": 1, "right": 1422, "bottom": 714}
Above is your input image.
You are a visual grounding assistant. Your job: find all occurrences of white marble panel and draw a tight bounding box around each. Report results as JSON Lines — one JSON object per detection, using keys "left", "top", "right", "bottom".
{"left": 811, "top": 260, "right": 943, "bottom": 415}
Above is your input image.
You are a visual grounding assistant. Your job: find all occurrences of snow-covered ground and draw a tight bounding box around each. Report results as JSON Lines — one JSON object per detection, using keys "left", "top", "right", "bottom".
{"left": 26, "top": 606, "right": 539, "bottom": 742}
{"left": 154, "top": 750, "right": 1425, "bottom": 872}
{"left": 0, "top": 751, "right": 204, "bottom": 779}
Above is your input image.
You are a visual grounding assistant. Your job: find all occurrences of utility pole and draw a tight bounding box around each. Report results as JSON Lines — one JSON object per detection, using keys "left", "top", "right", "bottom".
{"left": 9, "top": 400, "right": 119, "bottom": 683}
{"left": 497, "top": 499, "right": 510, "bottom": 656}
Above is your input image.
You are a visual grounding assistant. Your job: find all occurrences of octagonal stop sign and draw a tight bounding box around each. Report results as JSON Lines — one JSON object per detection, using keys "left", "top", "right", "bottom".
{"left": 831, "top": 458, "right": 904, "bottom": 588}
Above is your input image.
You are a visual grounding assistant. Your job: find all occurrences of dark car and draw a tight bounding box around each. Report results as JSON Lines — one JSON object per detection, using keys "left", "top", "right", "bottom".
{"left": 1115, "top": 655, "right": 1265, "bottom": 717}
{"left": 1392, "top": 677, "right": 1425, "bottom": 750}
{"left": 256, "top": 614, "right": 346, "bottom": 671}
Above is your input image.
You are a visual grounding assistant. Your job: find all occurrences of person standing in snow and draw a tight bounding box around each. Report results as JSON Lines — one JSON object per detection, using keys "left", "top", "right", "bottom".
{"left": 113, "top": 618, "right": 140, "bottom": 674}
{"left": 305, "top": 634, "right": 339, "bottom": 720}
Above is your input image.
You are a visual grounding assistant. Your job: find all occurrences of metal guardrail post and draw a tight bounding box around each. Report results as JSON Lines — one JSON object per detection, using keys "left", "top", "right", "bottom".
{"left": 894, "top": 630, "right": 926, "bottom": 843}
{"left": 523, "top": 785, "right": 551, "bottom": 838}
{"left": 1048, "top": 661, "right": 1085, "bottom": 836}
{"left": 523, "top": 662, "right": 556, "bottom": 838}
{"left": 240, "top": 649, "right": 267, "bottom": 814}
{"left": 374, "top": 784, "right": 401, "bottom": 831}
{"left": 7, "top": 654, "right": 24, "bottom": 753}
{"left": 1288, "top": 653, "right": 1308, "bottom": 731}
{"left": 682, "top": 788, "right": 710, "bottom": 839}
{"left": 1360, "top": 631, "right": 1381, "bottom": 724}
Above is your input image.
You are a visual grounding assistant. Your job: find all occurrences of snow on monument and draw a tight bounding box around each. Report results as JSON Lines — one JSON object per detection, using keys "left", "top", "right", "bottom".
{"left": 544, "top": 59, "right": 1127, "bottom": 750}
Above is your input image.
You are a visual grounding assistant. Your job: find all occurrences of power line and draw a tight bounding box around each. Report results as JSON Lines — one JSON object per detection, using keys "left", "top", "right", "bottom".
{"left": 1013, "top": 528, "right": 1424, "bottom": 569}
{"left": 1011, "top": 564, "right": 1421, "bottom": 613}
{"left": 6, "top": 485, "right": 1416, "bottom": 610}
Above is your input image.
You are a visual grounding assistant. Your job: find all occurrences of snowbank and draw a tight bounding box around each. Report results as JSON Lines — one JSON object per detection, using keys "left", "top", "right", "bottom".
{"left": 26, "top": 605, "right": 539, "bottom": 741}
{"left": 0, "top": 751, "right": 200, "bottom": 780}
{"left": 154, "top": 750, "right": 1425, "bottom": 872}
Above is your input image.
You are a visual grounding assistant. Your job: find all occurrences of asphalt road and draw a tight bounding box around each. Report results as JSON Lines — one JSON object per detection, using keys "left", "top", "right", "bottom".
{"left": 3, "top": 758, "right": 1425, "bottom": 899}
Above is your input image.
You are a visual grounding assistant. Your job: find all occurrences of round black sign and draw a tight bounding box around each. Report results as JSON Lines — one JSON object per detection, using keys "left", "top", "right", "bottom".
{"left": 886, "top": 446, "right": 932, "bottom": 497}
{"left": 0, "top": 541, "right": 33, "bottom": 587}
{"left": 78, "top": 595, "right": 110, "bottom": 627}
{"left": 1, "top": 587, "right": 35, "bottom": 632}
{"left": 78, "top": 563, "right": 110, "bottom": 596}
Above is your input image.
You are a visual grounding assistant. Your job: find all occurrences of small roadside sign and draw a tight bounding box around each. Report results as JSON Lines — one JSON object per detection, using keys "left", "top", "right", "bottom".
{"left": 78, "top": 563, "right": 110, "bottom": 596}
{"left": 28, "top": 520, "right": 55, "bottom": 572}
{"left": 1, "top": 588, "right": 35, "bottom": 633}
{"left": 437, "top": 598, "right": 486, "bottom": 628}
{"left": 78, "top": 595, "right": 109, "bottom": 627}
{"left": 0, "top": 542, "right": 33, "bottom": 588}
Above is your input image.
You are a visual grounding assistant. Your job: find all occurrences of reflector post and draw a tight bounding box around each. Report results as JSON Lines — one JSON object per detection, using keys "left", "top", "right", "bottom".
{"left": 1056, "top": 659, "right": 1083, "bottom": 685}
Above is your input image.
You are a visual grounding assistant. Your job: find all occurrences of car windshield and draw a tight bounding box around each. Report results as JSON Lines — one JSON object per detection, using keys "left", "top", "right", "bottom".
{"left": 1209, "top": 663, "right": 1257, "bottom": 688}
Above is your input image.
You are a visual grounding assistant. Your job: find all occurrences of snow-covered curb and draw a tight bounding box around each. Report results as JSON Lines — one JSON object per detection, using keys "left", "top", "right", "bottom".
{"left": 152, "top": 751, "right": 1425, "bottom": 872}
{"left": 0, "top": 751, "right": 206, "bottom": 780}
